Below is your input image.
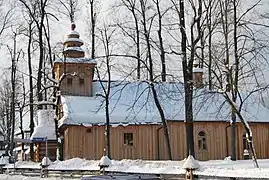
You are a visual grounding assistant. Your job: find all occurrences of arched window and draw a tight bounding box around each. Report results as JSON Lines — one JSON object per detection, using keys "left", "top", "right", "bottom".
{"left": 198, "top": 131, "right": 207, "bottom": 150}
{"left": 243, "top": 133, "right": 249, "bottom": 150}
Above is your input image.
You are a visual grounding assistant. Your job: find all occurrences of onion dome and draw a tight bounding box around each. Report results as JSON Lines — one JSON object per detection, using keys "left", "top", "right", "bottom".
{"left": 63, "top": 23, "right": 85, "bottom": 58}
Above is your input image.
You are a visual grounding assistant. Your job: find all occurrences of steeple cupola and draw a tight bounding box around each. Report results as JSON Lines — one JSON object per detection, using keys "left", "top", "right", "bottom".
{"left": 53, "top": 23, "right": 96, "bottom": 97}
{"left": 63, "top": 23, "right": 85, "bottom": 58}
{"left": 193, "top": 60, "right": 203, "bottom": 87}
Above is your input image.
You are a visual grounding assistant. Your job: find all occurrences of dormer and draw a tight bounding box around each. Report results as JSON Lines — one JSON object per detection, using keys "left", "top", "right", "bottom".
{"left": 53, "top": 23, "right": 96, "bottom": 96}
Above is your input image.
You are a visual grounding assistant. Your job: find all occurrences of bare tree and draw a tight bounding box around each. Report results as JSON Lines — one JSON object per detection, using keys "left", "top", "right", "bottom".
{"left": 0, "top": 0, "right": 12, "bottom": 37}
{"left": 169, "top": 0, "right": 202, "bottom": 157}
{"left": 95, "top": 25, "right": 117, "bottom": 158}
{"left": 105, "top": 0, "right": 173, "bottom": 159}
{"left": 88, "top": 0, "right": 98, "bottom": 59}
{"left": 0, "top": 77, "right": 12, "bottom": 155}
{"left": 5, "top": 30, "right": 23, "bottom": 156}
{"left": 15, "top": 74, "right": 27, "bottom": 159}
{"left": 27, "top": 18, "right": 35, "bottom": 160}
{"left": 19, "top": 0, "right": 50, "bottom": 110}
{"left": 152, "top": 0, "right": 167, "bottom": 82}
{"left": 119, "top": 0, "right": 142, "bottom": 80}
{"left": 138, "top": 0, "right": 172, "bottom": 160}
{"left": 58, "top": 0, "right": 78, "bottom": 23}
{"left": 201, "top": 0, "right": 267, "bottom": 167}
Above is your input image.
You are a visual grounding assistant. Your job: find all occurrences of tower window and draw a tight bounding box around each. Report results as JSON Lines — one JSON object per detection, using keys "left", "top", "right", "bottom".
{"left": 67, "top": 78, "right": 72, "bottom": 85}
{"left": 79, "top": 78, "right": 84, "bottom": 85}
{"left": 198, "top": 131, "right": 207, "bottom": 150}
{"left": 124, "top": 133, "right": 133, "bottom": 146}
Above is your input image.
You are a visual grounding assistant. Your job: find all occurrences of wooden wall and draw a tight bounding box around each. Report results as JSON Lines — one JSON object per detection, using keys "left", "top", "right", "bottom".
{"left": 63, "top": 125, "right": 105, "bottom": 159}
{"left": 34, "top": 141, "right": 57, "bottom": 162}
{"left": 54, "top": 63, "right": 95, "bottom": 96}
{"left": 63, "top": 121, "right": 269, "bottom": 161}
{"left": 236, "top": 123, "right": 269, "bottom": 159}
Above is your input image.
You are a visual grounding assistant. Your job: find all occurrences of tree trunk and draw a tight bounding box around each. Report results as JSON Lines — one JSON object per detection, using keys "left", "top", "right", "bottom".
{"left": 179, "top": 0, "right": 195, "bottom": 157}
{"left": 231, "top": 0, "right": 238, "bottom": 161}
{"left": 99, "top": 27, "right": 112, "bottom": 158}
{"left": 27, "top": 21, "right": 35, "bottom": 161}
{"left": 90, "top": 0, "right": 96, "bottom": 59}
{"left": 226, "top": 98, "right": 259, "bottom": 168}
{"left": 207, "top": 0, "right": 213, "bottom": 90}
{"left": 140, "top": 0, "right": 172, "bottom": 159}
{"left": 5, "top": 99, "right": 10, "bottom": 156}
{"left": 134, "top": 17, "right": 141, "bottom": 80}
{"left": 150, "top": 84, "right": 172, "bottom": 159}
{"left": 121, "top": 0, "right": 141, "bottom": 79}
{"left": 36, "top": 1, "right": 46, "bottom": 110}
{"left": 19, "top": 108, "right": 24, "bottom": 158}
{"left": 105, "top": 98, "right": 111, "bottom": 158}
{"left": 155, "top": 0, "right": 166, "bottom": 82}
{"left": 10, "top": 33, "right": 17, "bottom": 156}
{"left": 36, "top": 25, "right": 44, "bottom": 109}
{"left": 105, "top": 41, "right": 111, "bottom": 158}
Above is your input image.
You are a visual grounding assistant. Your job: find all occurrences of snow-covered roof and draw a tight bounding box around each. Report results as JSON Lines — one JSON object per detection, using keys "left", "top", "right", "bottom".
{"left": 64, "top": 38, "right": 83, "bottom": 44}
{"left": 193, "top": 67, "right": 203, "bottom": 73}
{"left": 68, "top": 30, "right": 79, "bottom": 36}
{"left": 54, "top": 57, "right": 96, "bottom": 64}
{"left": 64, "top": 46, "right": 84, "bottom": 52}
{"left": 13, "top": 145, "right": 30, "bottom": 152}
{"left": 59, "top": 81, "right": 269, "bottom": 127}
{"left": 30, "top": 110, "right": 56, "bottom": 140}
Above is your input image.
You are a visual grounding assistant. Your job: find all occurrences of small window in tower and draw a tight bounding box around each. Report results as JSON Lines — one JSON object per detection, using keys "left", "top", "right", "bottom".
{"left": 124, "top": 133, "right": 133, "bottom": 146}
{"left": 79, "top": 78, "right": 84, "bottom": 85}
{"left": 67, "top": 78, "right": 72, "bottom": 85}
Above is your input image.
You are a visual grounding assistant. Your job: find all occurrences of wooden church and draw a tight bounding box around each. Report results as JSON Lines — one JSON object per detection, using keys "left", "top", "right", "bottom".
{"left": 37, "top": 23, "right": 269, "bottom": 162}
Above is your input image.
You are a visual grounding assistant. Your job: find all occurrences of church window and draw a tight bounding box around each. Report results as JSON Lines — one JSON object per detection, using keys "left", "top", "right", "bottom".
{"left": 198, "top": 131, "right": 207, "bottom": 150}
{"left": 79, "top": 78, "right": 84, "bottom": 85}
{"left": 124, "top": 133, "right": 133, "bottom": 146}
{"left": 243, "top": 133, "right": 249, "bottom": 150}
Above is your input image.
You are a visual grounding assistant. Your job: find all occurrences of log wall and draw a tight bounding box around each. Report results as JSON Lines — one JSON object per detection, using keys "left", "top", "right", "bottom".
{"left": 63, "top": 121, "right": 269, "bottom": 161}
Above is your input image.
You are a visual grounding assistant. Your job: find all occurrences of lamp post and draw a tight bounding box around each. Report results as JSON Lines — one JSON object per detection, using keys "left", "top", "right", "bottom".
{"left": 98, "top": 155, "right": 111, "bottom": 175}
{"left": 59, "top": 135, "right": 64, "bottom": 161}
{"left": 182, "top": 155, "right": 199, "bottom": 180}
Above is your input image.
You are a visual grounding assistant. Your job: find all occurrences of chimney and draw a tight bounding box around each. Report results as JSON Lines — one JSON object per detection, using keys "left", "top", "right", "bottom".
{"left": 193, "top": 60, "right": 203, "bottom": 87}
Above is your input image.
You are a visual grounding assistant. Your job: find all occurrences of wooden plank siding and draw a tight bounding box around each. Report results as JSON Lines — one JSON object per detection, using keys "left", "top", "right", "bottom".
{"left": 54, "top": 63, "right": 95, "bottom": 96}
{"left": 62, "top": 121, "right": 269, "bottom": 161}
{"left": 34, "top": 141, "right": 57, "bottom": 162}
{"left": 236, "top": 123, "right": 269, "bottom": 160}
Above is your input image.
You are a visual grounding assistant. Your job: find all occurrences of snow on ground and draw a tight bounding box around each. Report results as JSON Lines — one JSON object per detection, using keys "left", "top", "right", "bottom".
{"left": 0, "top": 175, "right": 64, "bottom": 180}
{"left": 3, "top": 158, "right": 269, "bottom": 179}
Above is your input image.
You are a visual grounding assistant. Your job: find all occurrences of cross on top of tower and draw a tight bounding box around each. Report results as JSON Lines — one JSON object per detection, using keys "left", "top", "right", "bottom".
{"left": 71, "top": 23, "right": 76, "bottom": 31}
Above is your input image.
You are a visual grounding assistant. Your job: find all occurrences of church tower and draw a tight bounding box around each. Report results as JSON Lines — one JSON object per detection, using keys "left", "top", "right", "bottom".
{"left": 53, "top": 23, "right": 96, "bottom": 96}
